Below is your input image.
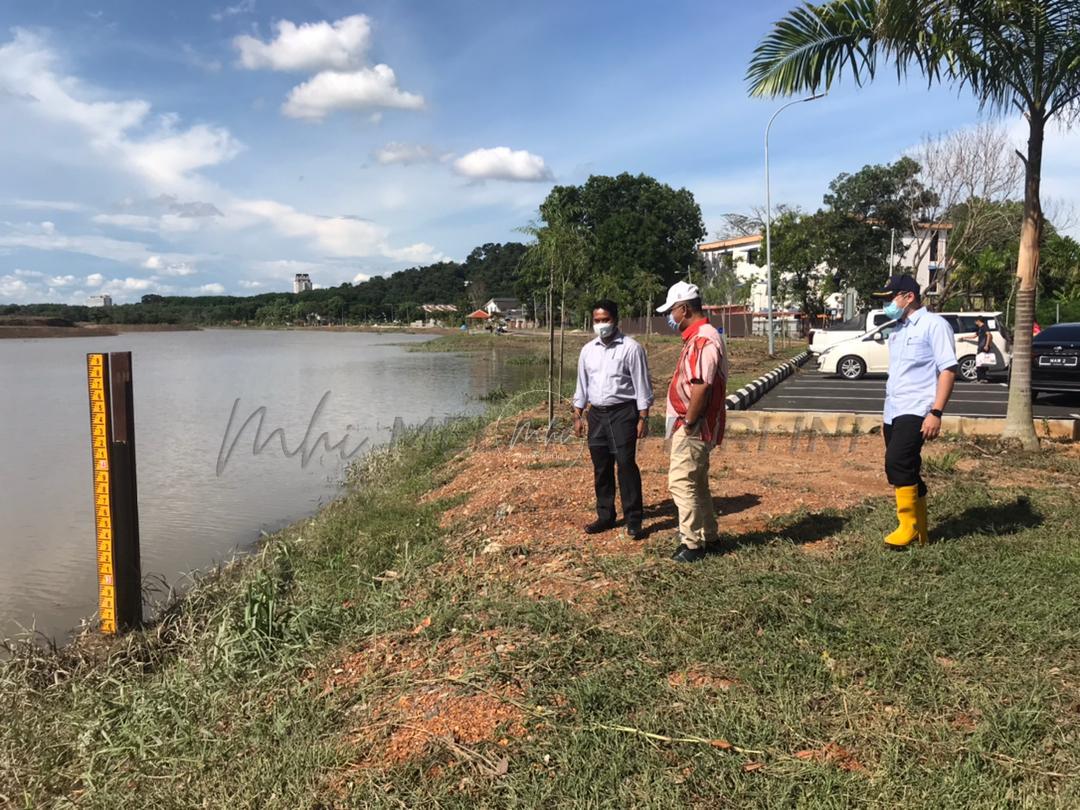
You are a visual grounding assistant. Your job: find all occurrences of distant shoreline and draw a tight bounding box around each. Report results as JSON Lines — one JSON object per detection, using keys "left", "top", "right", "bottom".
{"left": 0, "top": 323, "right": 201, "bottom": 339}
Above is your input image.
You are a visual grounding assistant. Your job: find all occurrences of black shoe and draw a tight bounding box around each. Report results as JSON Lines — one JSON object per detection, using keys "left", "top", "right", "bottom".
{"left": 584, "top": 519, "right": 616, "bottom": 534}
{"left": 670, "top": 544, "right": 707, "bottom": 563}
{"left": 626, "top": 523, "right": 646, "bottom": 540}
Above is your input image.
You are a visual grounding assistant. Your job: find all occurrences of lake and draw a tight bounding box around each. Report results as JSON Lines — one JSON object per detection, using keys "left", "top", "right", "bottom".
{"left": 0, "top": 329, "right": 525, "bottom": 642}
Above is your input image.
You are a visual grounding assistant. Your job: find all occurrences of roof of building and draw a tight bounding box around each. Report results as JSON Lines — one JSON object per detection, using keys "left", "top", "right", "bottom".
{"left": 484, "top": 297, "right": 521, "bottom": 309}
{"left": 421, "top": 304, "right": 459, "bottom": 313}
{"left": 698, "top": 234, "right": 763, "bottom": 252}
{"left": 466, "top": 309, "right": 491, "bottom": 319}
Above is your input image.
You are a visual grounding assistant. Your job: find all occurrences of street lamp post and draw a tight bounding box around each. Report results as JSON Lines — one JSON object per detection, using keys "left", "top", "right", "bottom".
{"left": 764, "top": 92, "right": 825, "bottom": 355}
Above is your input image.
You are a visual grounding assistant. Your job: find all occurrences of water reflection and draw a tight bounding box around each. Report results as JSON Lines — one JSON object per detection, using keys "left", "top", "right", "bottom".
{"left": 0, "top": 329, "right": 529, "bottom": 642}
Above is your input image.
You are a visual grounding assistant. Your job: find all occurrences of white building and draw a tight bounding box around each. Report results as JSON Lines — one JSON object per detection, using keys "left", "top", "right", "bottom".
{"left": 698, "top": 223, "right": 951, "bottom": 319}
{"left": 482, "top": 297, "right": 529, "bottom": 328}
{"left": 87, "top": 295, "right": 113, "bottom": 308}
{"left": 293, "top": 273, "right": 312, "bottom": 294}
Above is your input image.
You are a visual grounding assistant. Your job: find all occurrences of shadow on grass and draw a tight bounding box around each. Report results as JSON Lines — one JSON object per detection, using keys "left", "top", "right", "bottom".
{"left": 712, "top": 511, "right": 851, "bottom": 552}
{"left": 643, "top": 493, "right": 762, "bottom": 534}
{"left": 930, "top": 496, "right": 1043, "bottom": 543}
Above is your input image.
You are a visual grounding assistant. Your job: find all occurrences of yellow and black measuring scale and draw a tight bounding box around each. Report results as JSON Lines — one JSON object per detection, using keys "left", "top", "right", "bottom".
{"left": 86, "top": 352, "right": 142, "bottom": 633}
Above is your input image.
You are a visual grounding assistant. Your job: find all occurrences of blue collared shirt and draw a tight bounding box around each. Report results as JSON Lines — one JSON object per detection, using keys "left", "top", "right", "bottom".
{"left": 573, "top": 330, "right": 654, "bottom": 411}
{"left": 884, "top": 307, "right": 958, "bottom": 424}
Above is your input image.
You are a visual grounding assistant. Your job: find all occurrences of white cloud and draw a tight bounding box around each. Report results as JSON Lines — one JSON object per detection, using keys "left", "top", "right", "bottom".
{"left": 211, "top": 0, "right": 255, "bottom": 23}
{"left": 382, "top": 242, "right": 440, "bottom": 263}
{"left": 40, "top": 220, "right": 55, "bottom": 234}
{"left": 0, "top": 271, "right": 178, "bottom": 304}
{"left": 14, "top": 268, "right": 44, "bottom": 277}
{"left": 374, "top": 142, "right": 437, "bottom": 166}
{"left": 9, "top": 199, "right": 87, "bottom": 212}
{"left": 0, "top": 30, "right": 242, "bottom": 192}
{"left": 158, "top": 262, "right": 197, "bottom": 277}
{"left": 0, "top": 221, "right": 201, "bottom": 272}
{"left": 93, "top": 212, "right": 201, "bottom": 233}
{"left": 353, "top": 272, "right": 370, "bottom": 283}
{"left": 453, "top": 147, "right": 553, "bottom": 182}
{"left": 0, "top": 275, "right": 30, "bottom": 299}
{"left": 237, "top": 279, "right": 263, "bottom": 288}
{"left": 123, "top": 122, "right": 241, "bottom": 187}
{"left": 235, "top": 15, "right": 371, "bottom": 72}
{"left": 282, "top": 65, "right": 424, "bottom": 120}
{"left": 231, "top": 198, "right": 438, "bottom": 262}
{"left": 198, "top": 282, "right": 225, "bottom": 294}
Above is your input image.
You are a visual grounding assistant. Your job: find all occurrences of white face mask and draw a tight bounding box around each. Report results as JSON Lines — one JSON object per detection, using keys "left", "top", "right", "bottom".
{"left": 594, "top": 322, "right": 615, "bottom": 339}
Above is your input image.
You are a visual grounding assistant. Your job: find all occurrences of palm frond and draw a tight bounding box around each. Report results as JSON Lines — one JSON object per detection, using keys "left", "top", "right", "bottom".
{"left": 746, "top": 0, "right": 880, "bottom": 97}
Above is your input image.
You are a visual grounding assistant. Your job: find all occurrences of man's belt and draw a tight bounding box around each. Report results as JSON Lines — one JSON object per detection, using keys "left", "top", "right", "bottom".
{"left": 589, "top": 401, "right": 636, "bottom": 413}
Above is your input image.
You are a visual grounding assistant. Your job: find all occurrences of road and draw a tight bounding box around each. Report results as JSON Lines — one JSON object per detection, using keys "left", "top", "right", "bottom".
{"left": 752, "top": 367, "right": 1080, "bottom": 420}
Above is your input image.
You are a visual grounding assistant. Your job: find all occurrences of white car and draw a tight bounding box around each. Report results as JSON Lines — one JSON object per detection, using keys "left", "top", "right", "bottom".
{"left": 818, "top": 311, "right": 1012, "bottom": 381}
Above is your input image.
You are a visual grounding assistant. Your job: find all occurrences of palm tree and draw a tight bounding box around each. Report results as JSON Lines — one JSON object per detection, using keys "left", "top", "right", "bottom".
{"left": 747, "top": 0, "right": 1080, "bottom": 449}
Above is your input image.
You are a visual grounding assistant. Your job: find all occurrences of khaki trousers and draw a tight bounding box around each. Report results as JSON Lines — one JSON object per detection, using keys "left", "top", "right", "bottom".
{"left": 668, "top": 427, "right": 717, "bottom": 549}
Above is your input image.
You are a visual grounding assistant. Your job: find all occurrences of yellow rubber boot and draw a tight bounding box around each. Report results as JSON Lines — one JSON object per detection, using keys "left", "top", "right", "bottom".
{"left": 884, "top": 485, "right": 919, "bottom": 549}
{"left": 915, "top": 494, "right": 929, "bottom": 546}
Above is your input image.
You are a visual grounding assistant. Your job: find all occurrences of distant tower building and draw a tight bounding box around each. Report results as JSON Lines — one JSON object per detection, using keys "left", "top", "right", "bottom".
{"left": 293, "top": 273, "right": 312, "bottom": 294}
{"left": 87, "top": 295, "right": 113, "bottom": 308}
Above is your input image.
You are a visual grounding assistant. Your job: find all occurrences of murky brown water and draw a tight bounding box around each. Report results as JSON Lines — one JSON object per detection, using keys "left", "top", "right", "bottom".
{"left": 0, "top": 329, "right": 526, "bottom": 642}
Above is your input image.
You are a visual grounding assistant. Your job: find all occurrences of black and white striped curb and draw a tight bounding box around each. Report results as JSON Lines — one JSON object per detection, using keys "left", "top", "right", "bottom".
{"left": 725, "top": 350, "right": 811, "bottom": 411}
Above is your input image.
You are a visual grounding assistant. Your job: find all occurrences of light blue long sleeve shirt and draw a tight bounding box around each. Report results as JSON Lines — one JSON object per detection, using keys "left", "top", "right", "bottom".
{"left": 884, "top": 307, "right": 958, "bottom": 425}
{"left": 573, "top": 331, "right": 654, "bottom": 412}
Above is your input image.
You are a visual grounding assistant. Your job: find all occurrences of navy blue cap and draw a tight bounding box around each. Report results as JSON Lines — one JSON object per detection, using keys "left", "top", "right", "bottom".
{"left": 872, "top": 274, "right": 920, "bottom": 299}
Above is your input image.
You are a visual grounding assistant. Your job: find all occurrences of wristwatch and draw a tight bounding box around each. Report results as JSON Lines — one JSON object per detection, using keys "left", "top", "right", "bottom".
{"left": 929, "top": 408, "right": 943, "bottom": 418}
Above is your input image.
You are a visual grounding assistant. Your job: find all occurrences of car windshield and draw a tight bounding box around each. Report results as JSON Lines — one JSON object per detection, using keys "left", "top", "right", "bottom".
{"left": 1035, "top": 324, "right": 1080, "bottom": 343}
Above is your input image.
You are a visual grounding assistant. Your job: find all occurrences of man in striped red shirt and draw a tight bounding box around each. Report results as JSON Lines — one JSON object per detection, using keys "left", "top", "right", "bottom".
{"left": 656, "top": 282, "right": 728, "bottom": 563}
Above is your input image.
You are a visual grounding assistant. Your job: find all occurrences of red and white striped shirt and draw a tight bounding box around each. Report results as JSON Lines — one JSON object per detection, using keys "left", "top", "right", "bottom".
{"left": 665, "top": 319, "right": 727, "bottom": 447}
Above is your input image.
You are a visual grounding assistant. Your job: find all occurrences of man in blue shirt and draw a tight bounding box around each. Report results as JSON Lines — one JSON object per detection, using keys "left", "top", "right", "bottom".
{"left": 572, "top": 300, "right": 654, "bottom": 539}
{"left": 872, "top": 275, "right": 958, "bottom": 550}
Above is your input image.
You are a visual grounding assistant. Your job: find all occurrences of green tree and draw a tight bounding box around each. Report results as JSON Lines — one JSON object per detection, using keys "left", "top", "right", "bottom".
{"left": 770, "top": 210, "right": 830, "bottom": 317}
{"left": 748, "top": 0, "right": 1080, "bottom": 447}
{"left": 542, "top": 173, "right": 705, "bottom": 304}
{"left": 824, "top": 156, "right": 937, "bottom": 229}
{"left": 519, "top": 209, "right": 589, "bottom": 430}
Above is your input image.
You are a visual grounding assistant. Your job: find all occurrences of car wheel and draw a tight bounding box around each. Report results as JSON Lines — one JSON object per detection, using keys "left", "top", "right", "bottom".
{"left": 838, "top": 355, "right": 866, "bottom": 380}
{"left": 958, "top": 355, "right": 977, "bottom": 382}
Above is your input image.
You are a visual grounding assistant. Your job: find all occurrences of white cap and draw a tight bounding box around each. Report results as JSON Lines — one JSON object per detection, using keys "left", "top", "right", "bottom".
{"left": 656, "top": 281, "right": 700, "bottom": 313}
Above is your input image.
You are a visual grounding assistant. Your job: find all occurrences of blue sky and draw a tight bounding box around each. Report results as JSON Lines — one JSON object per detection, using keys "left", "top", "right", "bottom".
{"left": 3, "top": 0, "right": 1078, "bottom": 304}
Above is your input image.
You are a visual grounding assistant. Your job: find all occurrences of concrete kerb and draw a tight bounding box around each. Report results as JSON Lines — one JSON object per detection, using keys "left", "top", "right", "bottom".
{"left": 725, "top": 410, "right": 1079, "bottom": 441}
{"left": 726, "top": 350, "right": 811, "bottom": 411}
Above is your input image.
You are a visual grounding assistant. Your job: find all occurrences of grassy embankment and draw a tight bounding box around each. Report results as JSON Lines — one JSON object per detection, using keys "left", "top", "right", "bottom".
{"left": 2, "top": 334, "right": 1078, "bottom": 807}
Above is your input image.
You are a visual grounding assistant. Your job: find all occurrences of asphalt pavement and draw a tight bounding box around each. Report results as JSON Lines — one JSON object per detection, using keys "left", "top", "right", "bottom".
{"left": 752, "top": 367, "right": 1080, "bottom": 420}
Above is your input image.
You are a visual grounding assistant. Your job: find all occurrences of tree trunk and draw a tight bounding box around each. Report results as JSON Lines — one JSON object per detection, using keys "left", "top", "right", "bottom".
{"left": 547, "top": 266, "right": 555, "bottom": 434}
{"left": 1001, "top": 111, "right": 1044, "bottom": 450}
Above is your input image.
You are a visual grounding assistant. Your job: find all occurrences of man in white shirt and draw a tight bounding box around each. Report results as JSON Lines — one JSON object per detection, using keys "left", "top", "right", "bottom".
{"left": 572, "top": 300, "right": 654, "bottom": 539}
{"left": 872, "top": 275, "right": 957, "bottom": 550}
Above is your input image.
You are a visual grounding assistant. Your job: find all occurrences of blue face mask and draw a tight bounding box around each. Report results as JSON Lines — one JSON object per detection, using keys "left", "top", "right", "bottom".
{"left": 667, "top": 313, "right": 679, "bottom": 331}
{"left": 883, "top": 300, "right": 905, "bottom": 320}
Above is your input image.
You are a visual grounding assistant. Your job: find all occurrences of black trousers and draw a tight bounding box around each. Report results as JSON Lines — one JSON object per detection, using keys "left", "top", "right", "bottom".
{"left": 883, "top": 415, "right": 927, "bottom": 497}
{"left": 587, "top": 402, "right": 643, "bottom": 525}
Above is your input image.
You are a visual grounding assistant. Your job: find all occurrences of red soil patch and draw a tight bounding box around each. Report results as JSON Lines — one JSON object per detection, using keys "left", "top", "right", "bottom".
{"left": 668, "top": 666, "right": 738, "bottom": 692}
{"left": 794, "top": 742, "right": 867, "bottom": 772}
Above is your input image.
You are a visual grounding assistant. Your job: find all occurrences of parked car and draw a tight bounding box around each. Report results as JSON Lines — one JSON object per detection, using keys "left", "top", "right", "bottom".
{"left": 817, "top": 311, "right": 1011, "bottom": 381}
{"left": 1031, "top": 322, "right": 1080, "bottom": 399}
{"left": 808, "top": 309, "right": 892, "bottom": 355}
